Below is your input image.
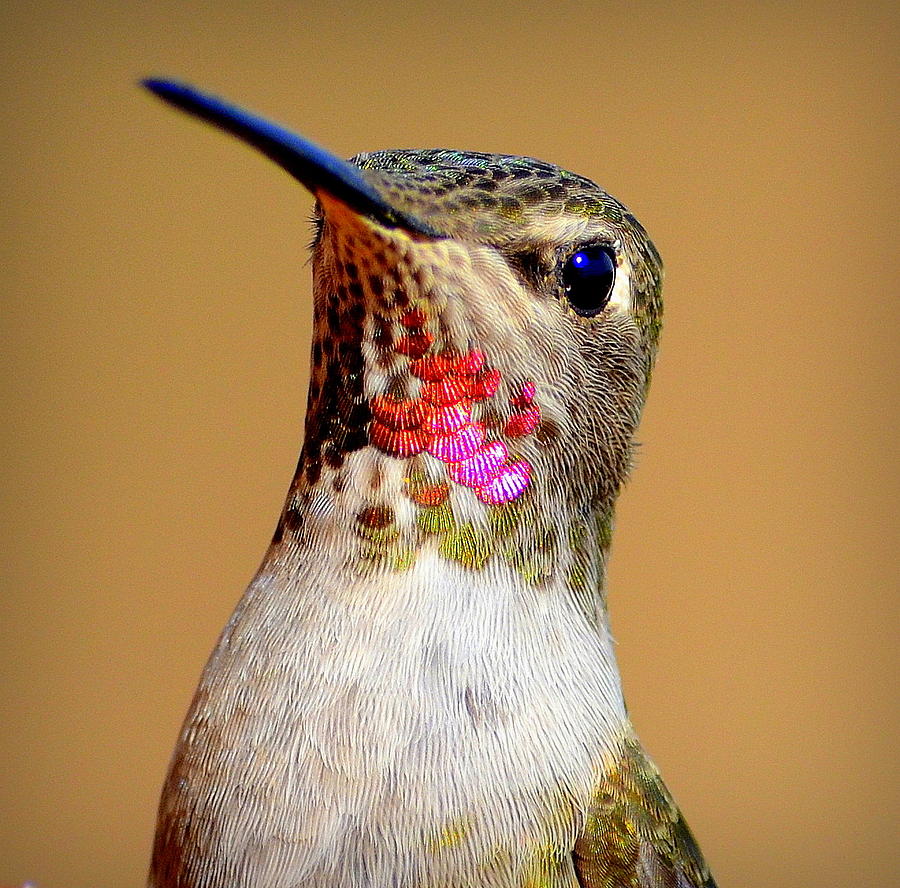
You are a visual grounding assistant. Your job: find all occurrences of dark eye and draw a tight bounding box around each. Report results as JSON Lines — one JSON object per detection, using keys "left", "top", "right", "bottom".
{"left": 562, "top": 245, "right": 616, "bottom": 317}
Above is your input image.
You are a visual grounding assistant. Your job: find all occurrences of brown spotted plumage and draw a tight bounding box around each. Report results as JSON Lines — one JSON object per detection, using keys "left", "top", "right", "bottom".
{"left": 143, "top": 80, "right": 716, "bottom": 888}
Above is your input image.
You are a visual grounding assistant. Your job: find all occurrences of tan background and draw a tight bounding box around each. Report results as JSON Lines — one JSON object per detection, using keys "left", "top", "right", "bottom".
{"left": 2, "top": 1, "right": 897, "bottom": 886}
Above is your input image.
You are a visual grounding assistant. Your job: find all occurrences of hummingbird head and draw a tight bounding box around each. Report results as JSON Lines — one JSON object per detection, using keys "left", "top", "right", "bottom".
{"left": 144, "top": 80, "right": 663, "bottom": 596}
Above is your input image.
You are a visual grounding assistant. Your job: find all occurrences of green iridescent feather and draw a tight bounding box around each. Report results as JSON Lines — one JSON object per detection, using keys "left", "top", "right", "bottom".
{"left": 573, "top": 737, "right": 716, "bottom": 888}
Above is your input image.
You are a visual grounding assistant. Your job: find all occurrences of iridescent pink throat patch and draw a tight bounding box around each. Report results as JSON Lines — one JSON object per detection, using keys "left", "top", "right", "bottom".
{"left": 368, "top": 308, "right": 540, "bottom": 506}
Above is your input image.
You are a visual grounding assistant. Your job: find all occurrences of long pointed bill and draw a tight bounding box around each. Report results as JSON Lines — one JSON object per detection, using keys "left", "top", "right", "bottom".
{"left": 142, "top": 78, "right": 440, "bottom": 238}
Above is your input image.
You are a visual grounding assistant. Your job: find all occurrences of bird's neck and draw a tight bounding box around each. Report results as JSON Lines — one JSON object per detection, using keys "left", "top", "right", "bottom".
{"left": 270, "top": 450, "right": 617, "bottom": 631}
{"left": 269, "top": 299, "right": 623, "bottom": 626}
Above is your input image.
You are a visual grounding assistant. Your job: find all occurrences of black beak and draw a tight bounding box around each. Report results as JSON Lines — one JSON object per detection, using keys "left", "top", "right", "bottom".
{"left": 142, "top": 78, "right": 440, "bottom": 238}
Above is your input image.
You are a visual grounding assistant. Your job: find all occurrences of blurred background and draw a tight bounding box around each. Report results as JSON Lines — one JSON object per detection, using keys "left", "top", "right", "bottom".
{"left": 1, "top": 1, "right": 897, "bottom": 886}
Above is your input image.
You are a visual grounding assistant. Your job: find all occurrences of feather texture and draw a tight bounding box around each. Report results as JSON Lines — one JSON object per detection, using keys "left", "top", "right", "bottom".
{"left": 573, "top": 737, "right": 716, "bottom": 888}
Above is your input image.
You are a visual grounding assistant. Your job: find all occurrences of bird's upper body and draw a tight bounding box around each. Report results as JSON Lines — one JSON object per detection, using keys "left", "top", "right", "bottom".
{"left": 144, "top": 83, "right": 715, "bottom": 888}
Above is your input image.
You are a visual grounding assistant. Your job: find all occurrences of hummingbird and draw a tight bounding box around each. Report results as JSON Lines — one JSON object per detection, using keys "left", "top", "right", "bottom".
{"left": 143, "top": 79, "right": 716, "bottom": 888}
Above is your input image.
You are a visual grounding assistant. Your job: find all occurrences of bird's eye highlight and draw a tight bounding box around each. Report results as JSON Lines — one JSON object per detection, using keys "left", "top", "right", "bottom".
{"left": 562, "top": 246, "right": 616, "bottom": 317}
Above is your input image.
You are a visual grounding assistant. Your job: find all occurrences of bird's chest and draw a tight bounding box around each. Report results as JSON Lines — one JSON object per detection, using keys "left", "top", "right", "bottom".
{"left": 159, "top": 559, "right": 625, "bottom": 887}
